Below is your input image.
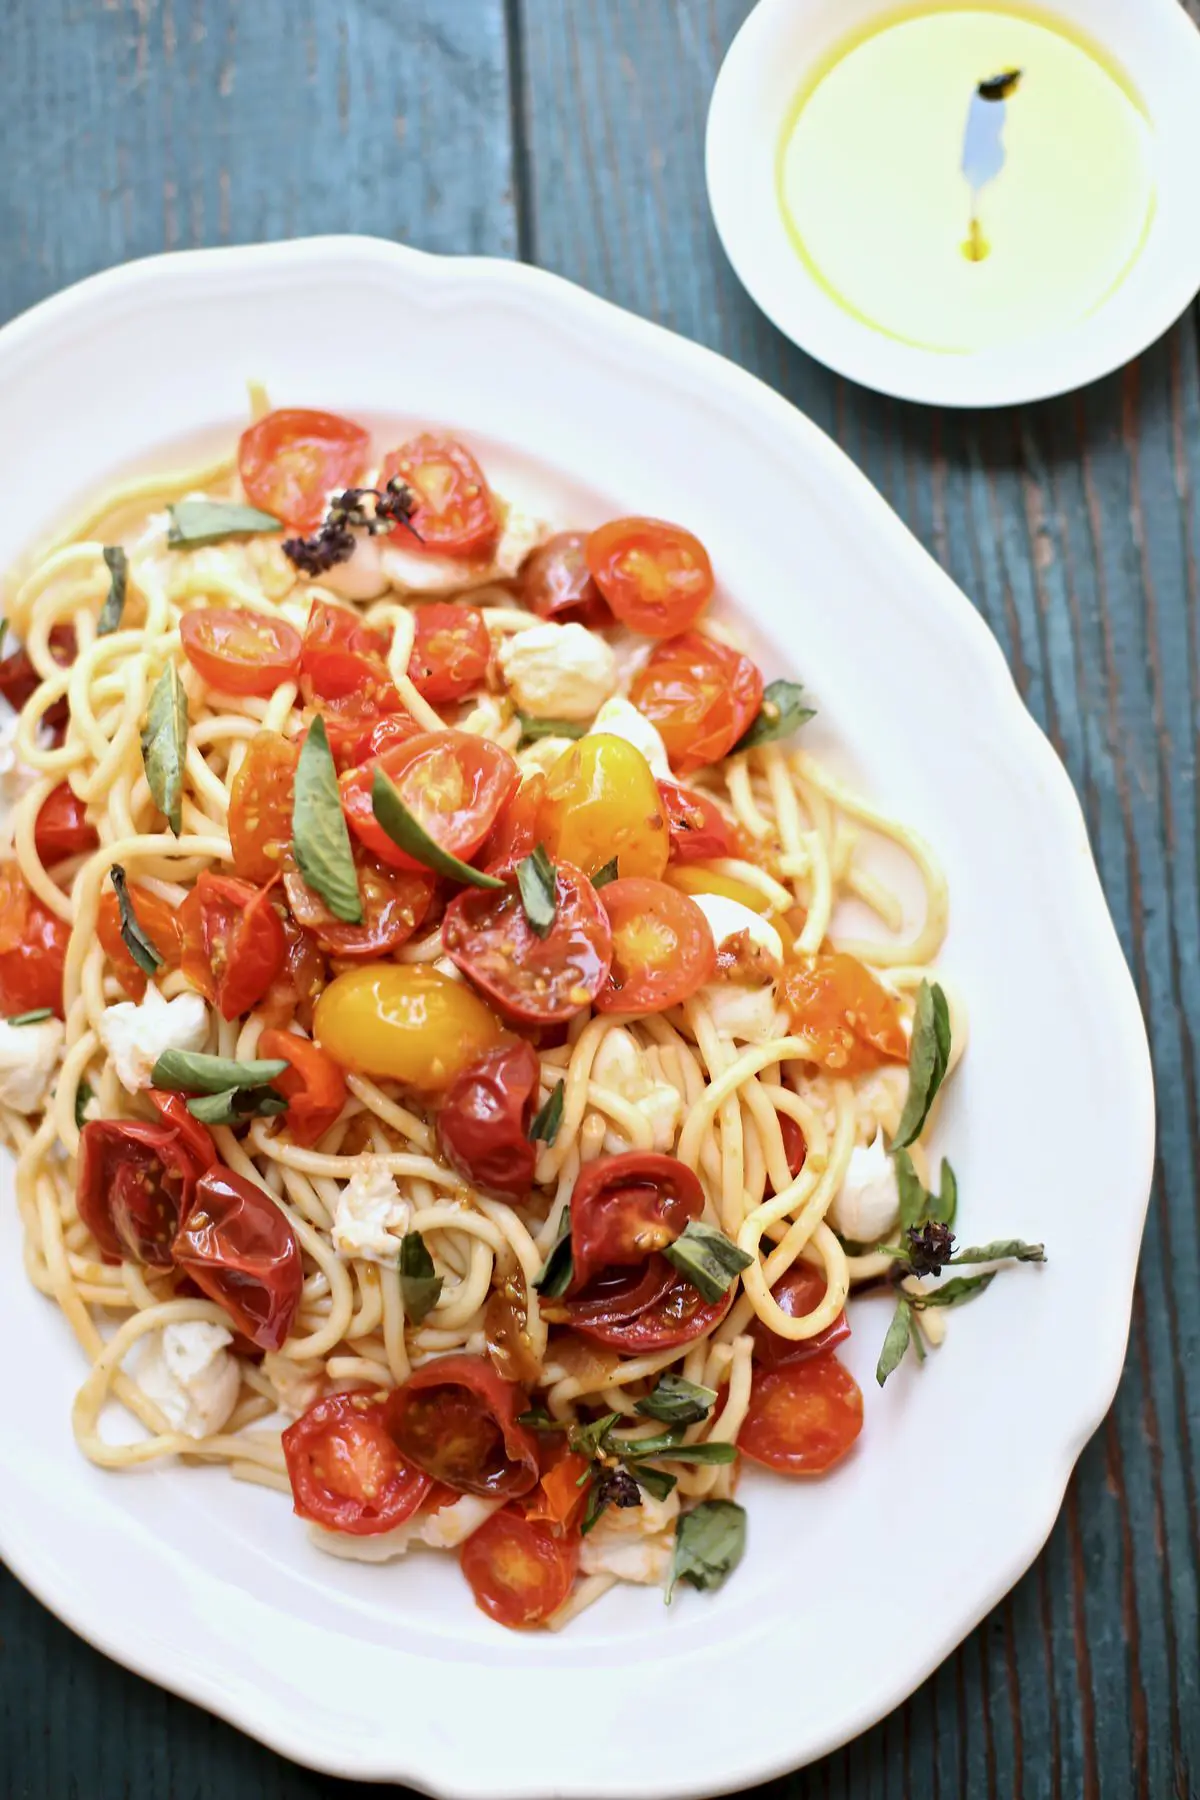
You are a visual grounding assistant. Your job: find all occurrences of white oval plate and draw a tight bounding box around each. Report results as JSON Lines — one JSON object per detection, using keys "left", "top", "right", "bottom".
{"left": 0, "top": 238, "right": 1153, "bottom": 1794}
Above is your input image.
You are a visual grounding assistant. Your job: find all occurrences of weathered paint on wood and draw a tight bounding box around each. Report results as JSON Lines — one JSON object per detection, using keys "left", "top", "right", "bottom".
{"left": 1, "top": 3, "right": 1197, "bottom": 1796}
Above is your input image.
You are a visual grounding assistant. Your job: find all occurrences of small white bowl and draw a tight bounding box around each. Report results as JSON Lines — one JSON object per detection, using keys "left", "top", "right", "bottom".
{"left": 706, "top": 0, "right": 1200, "bottom": 406}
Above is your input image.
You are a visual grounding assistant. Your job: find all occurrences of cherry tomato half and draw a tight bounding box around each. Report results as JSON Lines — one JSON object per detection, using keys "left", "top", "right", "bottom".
{"left": 460, "top": 1505, "right": 580, "bottom": 1630}
{"left": 341, "top": 730, "right": 519, "bottom": 874}
{"left": 178, "top": 871, "right": 286, "bottom": 1020}
{"left": 180, "top": 608, "right": 302, "bottom": 698}
{"left": 146, "top": 1091, "right": 221, "bottom": 1172}
{"left": 780, "top": 952, "right": 908, "bottom": 1077}
{"left": 314, "top": 965, "right": 505, "bottom": 1093}
{"left": 481, "top": 773, "right": 546, "bottom": 876}
{"left": 283, "top": 1391, "right": 433, "bottom": 1536}
{"left": 443, "top": 861, "right": 612, "bottom": 1026}
{"left": 748, "top": 1259, "right": 851, "bottom": 1372}
{"left": 299, "top": 600, "right": 399, "bottom": 711}
{"left": 76, "top": 1119, "right": 210, "bottom": 1267}
{"left": 0, "top": 863, "right": 69, "bottom": 1019}
{"left": 738, "top": 1352, "right": 863, "bottom": 1475}
{"left": 658, "top": 780, "right": 739, "bottom": 864}
{"left": 595, "top": 876, "right": 715, "bottom": 1015}
{"left": 379, "top": 435, "right": 499, "bottom": 560}
{"left": 385, "top": 1353, "right": 539, "bottom": 1498}
{"left": 0, "top": 624, "right": 75, "bottom": 737}
{"left": 317, "top": 703, "right": 420, "bottom": 773}
{"left": 229, "top": 731, "right": 299, "bottom": 886}
{"left": 407, "top": 603, "right": 490, "bottom": 704}
{"left": 630, "top": 632, "right": 763, "bottom": 777}
{"left": 539, "top": 736, "right": 670, "bottom": 883}
{"left": 568, "top": 1151, "right": 704, "bottom": 1291}
{"left": 238, "top": 408, "right": 370, "bottom": 532}
{"left": 566, "top": 1261, "right": 734, "bottom": 1352}
{"left": 258, "top": 1029, "right": 348, "bottom": 1147}
{"left": 97, "top": 882, "right": 184, "bottom": 1000}
{"left": 171, "top": 1165, "right": 303, "bottom": 1351}
{"left": 284, "top": 856, "right": 436, "bottom": 960}
{"left": 519, "top": 531, "right": 610, "bottom": 629}
{"left": 586, "top": 517, "right": 713, "bottom": 637}
{"left": 436, "top": 1041, "right": 540, "bottom": 1197}
{"left": 33, "top": 784, "right": 99, "bottom": 867}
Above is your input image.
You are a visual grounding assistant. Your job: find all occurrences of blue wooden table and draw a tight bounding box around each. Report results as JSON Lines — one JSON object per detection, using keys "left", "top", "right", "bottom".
{"left": 2, "top": 4, "right": 1198, "bottom": 1796}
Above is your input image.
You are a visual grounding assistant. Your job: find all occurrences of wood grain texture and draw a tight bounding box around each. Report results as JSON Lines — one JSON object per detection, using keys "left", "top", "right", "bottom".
{"left": 2, "top": 2, "right": 1198, "bottom": 1797}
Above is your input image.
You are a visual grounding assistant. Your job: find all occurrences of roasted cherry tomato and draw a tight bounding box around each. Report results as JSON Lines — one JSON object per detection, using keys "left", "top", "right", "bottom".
{"left": 437, "top": 1041, "right": 540, "bottom": 1196}
{"left": 379, "top": 435, "right": 499, "bottom": 560}
{"left": 238, "top": 408, "right": 370, "bottom": 532}
{"left": 178, "top": 871, "right": 286, "bottom": 1020}
{"left": 284, "top": 856, "right": 436, "bottom": 960}
{"left": 460, "top": 1505, "right": 580, "bottom": 1630}
{"left": 0, "top": 624, "right": 75, "bottom": 736}
{"left": 180, "top": 608, "right": 302, "bottom": 698}
{"left": 658, "top": 780, "right": 739, "bottom": 864}
{"left": 314, "top": 965, "right": 505, "bottom": 1092}
{"left": 566, "top": 1262, "right": 734, "bottom": 1352}
{"left": 484, "top": 1277, "right": 541, "bottom": 1387}
{"left": 146, "top": 1091, "right": 221, "bottom": 1171}
{"left": 76, "top": 1119, "right": 210, "bottom": 1267}
{"left": 567, "top": 1151, "right": 704, "bottom": 1291}
{"left": 385, "top": 1353, "right": 539, "bottom": 1498}
{"left": 407, "top": 603, "right": 490, "bottom": 704}
{"left": 481, "top": 773, "right": 546, "bottom": 876}
{"left": 283, "top": 1391, "right": 433, "bottom": 1536}
{"left": 257, "top": 914, "right": 327, "bottom": 1030}
{"left": 0, "top": 863, "right": 69, "bottom": 1018}
{"left": 519, "top": 531, "right": 610, "bottom": 628}
{"left": 97, "top": 882, "right": 185, "bottom": 1000}
{"left": 299, "top": 599, "right": 399, "bottom": 711}
{"left": 538, "top": 735, "right": 670, "bottom": 883}
{"left": 229, "top": 731, "right": 299, "bottom": 885}
{"left": 780, "top": 952, "right": 908, "bottom": 1076}
{"left": 525, "top": 1447, "right": 592, "bottom": 1532}
{"left": 171, "top": 1165, "right": 303, "bottom": 1351}
{"left": 317, "top": 703, "right": 420, "bottom": 772}
{"left": 33, "top": 784, "right": 98, "bottom": 866}
{"left": 748, "top": 1259, "right": 851, "bottom": 1373}
{"left": 341, "top": 730, "right": 519, "bottom": 874}
{"left": 443, "top": 862, "right": 612, "bottom": 1025}
{"left": 738, "top": 1352, "right": 863, "bottom": 1475}
{"left": 257, "top": 1029, "right": 348, "bottom": 1147}
{"left": 630, "top": 632, "right": 763, "bottom": 776}
{"left": 586, "top": 517, "right": 713, "bottom": 637}
{"left": 595, "top": 876, "right": 715, "bottom": 1014}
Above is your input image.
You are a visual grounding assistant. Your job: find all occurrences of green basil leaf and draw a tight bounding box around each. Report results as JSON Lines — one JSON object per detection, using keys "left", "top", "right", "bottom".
{"left": 5, "top": 1008, "right": 54, "bottom": 1026}
{"left": 933, "top": 1158, "right": 957, "bottom": 1227}
{"left": 293, "top": 716, "right": 363, "bottom": 923}
{"left": 371, "top": 767, "right": 505, "bottom": 891}
{"left": 662, "top": 1219, "right": 753, "bottom": 1303}
{"left": 892, "top": 981, "right": 952, "bottom": 1149}
{"left": 635, "top": 1374, "right": 717, "bottom": 1427}
{"left": 74, "top": 1080, "right": 94, "bottom": 1130}
{"left": 914, "top": 1271, "right": 997, "bottom": 1309}
{"left": 622, "top": 1440, "right": 737, "bottom": 1468}
{"left": 533, "top": 1204, "right": 573, "bottom": 1297}
{"left": 110, "top": 864, "right": 163, "bottom": 976}
{"left": 97, "top": 546, "right": 128, "bottom": 636}
{"left": 591, "top": 857, "right": 619, "bottom": 889}
{"left": 517, "top": 844, "right": 557, "bottom": 939}
{"left": 631, "top": 1464, "right": 677, "bottom": 1503}
{"left": 167, "top": 500, "right": 283, "bottom": 547}
{"left": 876, "top": 1296, "right": 914, "bottom": 1386}
{"left": 516, "top": 1408, "right": 566, "bottom": 1433}
{"left": 528, "top": 1079, "right": 565, "bottom": 1146}
{"left": 732, "top": 679, "right": 815, "bottom": 753}
{"left": 186, "top": 1087, "right": 289, "bottom": 1125}
{"left": 891, "top": 1147, "right": 956, "bottom": 1233}
{"left": 398, "top": 1230, "right": 443, "bottom": 1324}
{"left": 140, "top": 663, "right": 189, "bottom": 837}
{"left": 950, "top": 1239, "right": 1046, "bottom": 1265}
{"left": 665, "top": 1500, "right": 747, "bottom": 1603}
{"left": 516, "top": 712, "right": 587, "bottom": 744}
{"left": 569, "top": 1412, "right": 621, "bottom": 1462}
{"left": 150, "top": 1049, "right": 289, "bottom": 1094}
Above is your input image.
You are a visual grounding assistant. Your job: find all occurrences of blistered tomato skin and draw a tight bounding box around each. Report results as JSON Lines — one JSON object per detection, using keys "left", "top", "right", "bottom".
{"left": 538, "top": 736, "right": 670, "bottom": 882}
{"left": 313, "top": 965, "right": 506, "bottom": 1093}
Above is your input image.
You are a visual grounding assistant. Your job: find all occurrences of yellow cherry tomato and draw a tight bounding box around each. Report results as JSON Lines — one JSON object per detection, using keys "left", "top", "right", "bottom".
{"left": 665, "top": 863, "right": 795, "bottom": 953}
{"left": 314, "top": 965, "right": 505, "bottom": 1093}
{"left": 539, "top": 735, "right": 669, "bottom": 881}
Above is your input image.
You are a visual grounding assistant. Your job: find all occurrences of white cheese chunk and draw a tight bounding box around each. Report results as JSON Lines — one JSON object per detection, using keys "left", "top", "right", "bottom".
{"left": 591, "top": 1026, "right": 682, "bottom": 1154}
{"left": 136, "top": 1320, "right": 241, "bottom": 1440}
{"left": 498, "top": 621, "right": 617, "bottom": 722}
{"left": 97, "top": 985, "right": 210, "bottom": 1094}
{"left": 689, "top": 894, "right": 784, "bottom": 967}
{"left": 587, "top": 698, "right": 671, "bottom": 780}
{"left": 332, "top": 1157, "right": 412, "bottom": 1262}
{"left": 380, "top": 502, "right": 548, "bottom": 596}
{"left": 308, "top": 1493, "right": 504, "bottom": 1563}
{"left": 316, "top": 534, "right": 391, "bottom": 602}
{"left": 261, "top": 1351, "right": 326, "bottom": 1418}
{"left": 826, "top": 1129, "right": 901, "bottom": 1245}
{"left": 0, "top": 1015, "right": 64, "bottom": 1113}
{"left": 690, "top": 893, "right": 785, "bottom": 1045}
{"left": 579, "top": 1486, "right": 680, "bottom": 1585}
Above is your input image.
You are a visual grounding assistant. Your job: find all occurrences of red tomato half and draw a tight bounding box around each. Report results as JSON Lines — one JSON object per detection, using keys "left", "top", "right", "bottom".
{"left": 180, "top": 609, "right": 302, "bottom": 698}
{"left": 379, "top": 435, "right": 499, "bottom": 560}
{"left": 33, "top": 785, "right": 98, "bottom": 866}
{"left": 460, "top": 1506, "right": 580, "bottom": 1630}
{"left": 283, "top": 856, "right": 436, "bottom": 960}
{"left": 407, "top": 603, "right": 491, "bottom": 704}
{"left": 171, "top": 1166, "right": 303, "bottom": 1351}
{"left": 0, "top": 863, "right": 69, "bottom": 1019}
{"left": 748, "top": 1259, "right": 850, "bottom": 1372}
{"left": 586, "top": 517, "right": 713, "bottom": 637}
{"left": 178, "top": 871, "right": 286, "bottom": 1020}
{"left": 658, "top": 780, "right": 739, "bottom": 864}
{"left": 317, "top": 704, "right": 420, "bottom": 772}
{"left": 76, "top": 1120, "right": 210, "bottom": 1267}
{"left": 238, "top": 408, "right": 370, "bottom": 532}
{"left": 384, "top": 1353, "right": 539, "bottom": 1498}
{"left": 97, "top": 883, "right": 184, "bottom": 1000}
{"left": 738, "top": 1352, "right": 863, "bottom": 1475}
{"left": 519, "top": 532, "right": 610, "bottom": 629}
{"left": 0, "top": 624, "right": 75, "bottom": 737}
{"left": 630, "top": 633, "right": 763, "bottom": 777}
{"left": 283, "top": 1392, "right": 433, "bottom": 1535}
{"left": 595, "top": 876, "right": 715, "bottom": 1014}
{"left": 566, "top": 1261, "right": 733, "bottom": 1352}
{"left": 436, "top": 1041, "right": 540, "bottom": 1196}
{"left": 443, "top": 862, "right": 612, "bottom": 1025}
{"left": 257, "top": 1029, "right": 348, "bottom": 1147}
{"left": 299, "top": 600, "right": 399, "bottom": 711}
{"left": 568, "top": 1151, "right": 704, "bottom": 1291}
{"left": 341, "top": 730, "right": 519, "bottom": 873}
{"left": 229, "top": 731, "right": 299, "bottom": 885}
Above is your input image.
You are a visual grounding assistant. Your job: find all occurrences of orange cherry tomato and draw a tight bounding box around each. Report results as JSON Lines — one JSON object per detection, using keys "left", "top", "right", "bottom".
{"left": 379, "top": 434, "right": 499, "bottom": 560}
{"left": 238, "top": 408, "right": 370, "bottom": 532}
{"left": 283, "top": 1392, "right": 433, "bottom": 1536}
{"left": 481, "top": 773, "right": 546, "bottom": 875}
{"left": 658, "top": 780, "right": 739, "bottom": 864}
{"left": 97, "top": 883, "right": 185, "bottom": 1000}
{"left": 299, "top": 599, "right": 399, "bottom": 710}
{"left": 340, "top": 730, "right": 519, "bottom": 873}
{"left": 586, "top": 517, "right": 713, "bottom": 637}
{"left": 630, "top": 632, "right": 763, "bottom": 776}
{"left": 407, "top": 603, "right": 491, "bottom": 704}
{"left": 229, "top": 731, "right": 299, "bottom": 885}
{"left": 258, "top": 1028, "right": 348, "bottom": 1147}
{"left": 595, "top": 876, "right": 715, "bottom": 1014}
{"left": 780, "top": 952, "right": 908, "bottom": 1076}
{"left": 519, "top": 531, "right": 611, "bottom": 628}
{"left": 33, "top": 784, "right": 99, "bottom": 866}
{"left": 171, "top": 1164, "right": 303, "bottom": 1351}
{"left": 525, "top": 1450, "right": 591, "bottom": 1532}
{"left": 748, "top": 1258, "right": 851, "bottom": 1372}
{"left": 180, "top": 609, "right": 302, "bottom": 698}
{"left": 461, "top": 1505, "right": 580, "bottom": 1630}
{"left": 178, "top": 871, "right": 286, "bottom": 1020}
{"left": 283, "top": 856, "right": 436, "bottom": 960}
{"left": 385, "top": 1353, "right": 539, "bottom": 1498}
{"left": 539, "top": 736, "right": 670, "bottom": 883}
{"left": 443, "top": 863, "right": 613, "bottom": 1025}
{"left": 314, "top": 965, "right": 505, "bottom": 1092}
{"left": 738, "top": 1352, "right": 863, "bottom": 1475}
{"left": 0, "top": 863, "right": 69, "bottom": 1018}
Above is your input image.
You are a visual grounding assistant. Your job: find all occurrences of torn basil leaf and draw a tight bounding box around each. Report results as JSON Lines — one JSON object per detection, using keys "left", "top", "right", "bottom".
{"left": 186, "top": 1088, "right": 289, "bottom": 1126}
{"left": 110, "top": 864, "right": 163, "bottom": 976}
{"left": 398, "top": 1230, "right": 443, "bottom": 1324}
{"left": 371, "top": 768, "right": 504, "bottom": 891}
{"left": 151, "top": 1048, "right": 289, "bottom": 1094}
{"left": 517, "top": 844, "right": 557, "bottom": 939}
{"left": 167, "top": 500, "right": 282, "bottom": 548}
{"left": 591, "top": 857, "right": 619, "bottom": 889}
{"left": 876, "top": 1296, "right": 914, "bottom": 1386}
{"left": 74, "top": 1080, "right": 94, "bottom": 1130}
{"left": 141, "top": 663, "right": 189, "bottom": 837}
{"left": 732, "top": 679, "right": 815, "bottom": 753}
{"left": 621, "top": 1439, "right": 736, "bottom": 1468}
{"left": 97, "top": 546, "right": 128, "bottom": 636}
{"left": 516, "top": 712, "right": 587, "bottom": 744}
{"left": 663, "top": 1219, "right": 753, "bottom": 1303}
{"left": 635, "top": 1374, "right": 717, "bottom": 1427}
{"left": 293, "top": 716, "right": 363, "bottom": 923}
{"left": 892, "top": 980, "right": 951, "bottom": 1150}
{"left": 950, "top": 1238, "right": 1045, "bottom": 1265}
{"left": 533, "top": 1204, "right": 573, "bottom": 1298}
{"left": 631, "top": 1464, "right": 677, "bottom": 1503}
{"left": 528, "top": 1078, "right": 565, "bottom": 1146}
{"left": 665, "top": 1500, "right": 747, "bottom": 1603}
{"left": 5, "top": 1008, "right": 53, "bottom": 1026}
{"left": 915, "top": 1270, "right": 997, "bottom": 1309}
